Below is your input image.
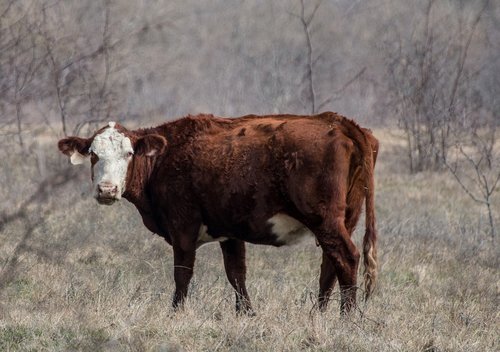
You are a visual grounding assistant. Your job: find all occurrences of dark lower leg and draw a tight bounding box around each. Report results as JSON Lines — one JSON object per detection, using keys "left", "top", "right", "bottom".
{"left": 172, "top": 247, "right": 196, "bottom": 309}
{"left": 318, "top": 251, "right": 337, "bottom": 312}
{"left": 316, "top": 219, "right": 360, "bottom": 314}
{"left": 220, "top": 240, "right": 253, "bottom": 314}
{"left": 333, "top": 251, "right": 359, "bottom": 314}
{"left": 339, "top": 283, "right": 357, "bottom": 314}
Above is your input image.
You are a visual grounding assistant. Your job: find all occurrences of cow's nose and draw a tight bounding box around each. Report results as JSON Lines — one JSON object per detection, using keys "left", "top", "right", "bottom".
{"left": 98, "top": 182, "right": 118, "bottom": 197}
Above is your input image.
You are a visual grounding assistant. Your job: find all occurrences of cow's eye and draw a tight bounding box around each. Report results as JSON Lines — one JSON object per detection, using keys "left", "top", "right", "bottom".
{"left": 126, "top": 151, "right": 134, "bottom": 158}
{"left": 90, "top": 151, "right": 99, "bottom": 163}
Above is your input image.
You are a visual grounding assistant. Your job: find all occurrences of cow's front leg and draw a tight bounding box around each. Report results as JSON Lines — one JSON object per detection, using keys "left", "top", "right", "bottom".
{"left": 220, "top": 239, "right": 254, "bottom": 315}
{"left": 172, "top": 245, "right": 196, "bottom": 310}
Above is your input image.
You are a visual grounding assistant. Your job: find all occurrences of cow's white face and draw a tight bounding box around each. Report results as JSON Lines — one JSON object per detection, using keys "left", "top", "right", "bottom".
{"left": 89, "top": 122, "right": 134, "bottom": 204}
{"left": 58, "top": 121, "right": 167, "bottom": 206}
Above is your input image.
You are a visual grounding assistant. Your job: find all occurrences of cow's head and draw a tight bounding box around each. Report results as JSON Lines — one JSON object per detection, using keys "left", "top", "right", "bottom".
{"left": 58, "top": 122, "right": 167, "bottom": 205}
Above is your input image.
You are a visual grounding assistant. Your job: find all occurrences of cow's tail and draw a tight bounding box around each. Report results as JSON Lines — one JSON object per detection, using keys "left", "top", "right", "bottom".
{"left": 362, "top": 136, "right": 378, "bottom": 301}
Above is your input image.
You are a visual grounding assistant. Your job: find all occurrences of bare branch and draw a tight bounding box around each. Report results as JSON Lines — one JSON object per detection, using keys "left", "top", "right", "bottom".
{"left": 0, "top": 0, "right": 15, "bottom": 20}
{"left": 306, "top": 1, "right": 322, "bottom": 26}
{"left": 297, "top": 0, "right": 319, "bottom": 114}
{"left": 448, "top": 0, "right": 490, "bottom": 110}
{"left": 444, "top": 158, "right": 486, "bottom": 205}
{"left": 459, "top": 146, "right": 489, "bottom": 198}
{"left": 490, "top": 173, "right": 500, "bottom": 196}
{"left": 334, "top": 67, "right": 366, "bottom": 96}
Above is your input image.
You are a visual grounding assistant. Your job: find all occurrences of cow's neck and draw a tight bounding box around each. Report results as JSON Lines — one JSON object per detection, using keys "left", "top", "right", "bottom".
{"left": 124, "top": 153, "right": 150, "bottom": 197}
{"left": 123, "top": 155, "right": 164, "bottom": 232}
{"left": 121, "top": 120, "right": 199, "bottom": 240}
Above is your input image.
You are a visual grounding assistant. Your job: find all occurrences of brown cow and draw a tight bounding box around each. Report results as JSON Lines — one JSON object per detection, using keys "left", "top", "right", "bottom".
{"left": 58, "top": 112, "right": 379, "bottom": 315}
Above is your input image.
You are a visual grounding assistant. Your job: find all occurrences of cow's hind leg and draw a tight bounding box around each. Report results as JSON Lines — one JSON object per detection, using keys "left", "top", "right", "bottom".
{"left": 220, "top": 239, "right": 254, "bottom": 315}
{"left": 314, "top": 217, "right": 360, "bottom": 314}
{"left": 291, "top": 136, "right": 360, "bottom": 314}
{"left": 318, "top": 204, "right": 363, "bottom": 312}
{"left": 318, "top": 251, "right": 337, "bottom": 312}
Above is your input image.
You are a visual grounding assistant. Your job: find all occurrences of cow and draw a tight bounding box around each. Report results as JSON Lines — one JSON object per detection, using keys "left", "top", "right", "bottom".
{"left": 58, "top": 112, "right": 379, "bottom": 315}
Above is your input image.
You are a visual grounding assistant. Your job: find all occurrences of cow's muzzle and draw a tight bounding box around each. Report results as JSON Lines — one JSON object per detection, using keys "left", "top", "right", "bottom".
{"left": 96, "top": 182, "right": 119, "bottom": 205}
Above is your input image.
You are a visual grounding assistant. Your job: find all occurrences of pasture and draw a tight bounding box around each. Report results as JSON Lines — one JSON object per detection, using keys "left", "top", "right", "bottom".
{"left": 0, "top": 128, "right": 497, "bottom": 351}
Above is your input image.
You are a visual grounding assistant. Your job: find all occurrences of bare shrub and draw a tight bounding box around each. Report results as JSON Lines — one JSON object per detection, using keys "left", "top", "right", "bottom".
{"left": 0, "top": 0, "right": 153, "bottom": 140}
{"left": 383, "top": 0, "right": 493, "bottom": 172}
{"left": 445, "top": 125, "right": 500, "bottom": 238}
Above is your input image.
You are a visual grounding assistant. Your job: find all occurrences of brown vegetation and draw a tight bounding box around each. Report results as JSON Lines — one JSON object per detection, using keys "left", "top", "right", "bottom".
{"left": 0, "top": 128, "right": 498, "bottom": 351}
{"left": 0, "top": 0, "right": 498, "bottom": 350}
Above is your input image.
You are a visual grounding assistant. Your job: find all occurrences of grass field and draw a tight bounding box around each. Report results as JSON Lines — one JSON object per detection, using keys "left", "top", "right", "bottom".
{"left": 0, "top": 128, "right": 498, "bottom": 351}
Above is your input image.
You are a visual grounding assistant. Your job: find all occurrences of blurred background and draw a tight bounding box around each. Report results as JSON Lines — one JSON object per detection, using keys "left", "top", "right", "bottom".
{"left": 1, "top": 0, "right": 498, "bottom": 137}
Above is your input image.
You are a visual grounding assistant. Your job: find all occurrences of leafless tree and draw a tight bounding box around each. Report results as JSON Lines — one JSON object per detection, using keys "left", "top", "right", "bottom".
{"left": 1, "top": 0, "right": 497, "bottom": 143}
{"left": 37, "top": 0, "right": 121, "bottom": 137}
{"left": 0, "top": 2, "right": 47, "bottom": 148}
{"left": 295, "top": 0, "right": 322, "bottom": 114}
{"left": 0, "top": 0, "right": 140, "bottom": 143}
{"left": 289, "top": 0, "right": 366, "bottom": 115}
{"left": 384, "top": 0, "right": 491, "bottom": 172}
{"left": 445, "top": 126, "right": 499, "bottom": 238}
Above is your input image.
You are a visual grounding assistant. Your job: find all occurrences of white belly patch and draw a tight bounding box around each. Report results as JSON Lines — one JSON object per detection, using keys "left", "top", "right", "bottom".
{"left": 267, "top": 213, "right": 313, "bottom": 245}
{"left": 197, "top": 224, "right": 227, "bottom": 247}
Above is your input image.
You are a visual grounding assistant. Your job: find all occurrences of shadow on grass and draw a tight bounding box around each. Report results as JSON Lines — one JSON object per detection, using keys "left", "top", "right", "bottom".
{"left": 0, "top": 167, "right": 79, "bottom": 292}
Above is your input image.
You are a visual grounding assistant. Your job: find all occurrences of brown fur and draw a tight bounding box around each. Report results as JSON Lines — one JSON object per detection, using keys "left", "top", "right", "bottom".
{"left": 58, "top": 112, "right": 379, "bottom": 315}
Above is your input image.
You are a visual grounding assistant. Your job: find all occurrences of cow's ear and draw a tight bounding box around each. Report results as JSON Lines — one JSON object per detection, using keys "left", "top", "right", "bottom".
{"left": 135, "top": 134, "right": 167, "bottom": 157}
{"left": 58, "top": 137, "right": 91, "bottom": 165}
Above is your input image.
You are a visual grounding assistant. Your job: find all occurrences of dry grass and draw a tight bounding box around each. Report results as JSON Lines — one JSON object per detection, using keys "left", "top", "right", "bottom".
{"left": 0, "top": 129, "right": 498, "bottom": 351}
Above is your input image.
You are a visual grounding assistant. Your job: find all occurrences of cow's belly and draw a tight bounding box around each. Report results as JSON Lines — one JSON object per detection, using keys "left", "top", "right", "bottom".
{"left": 267, "top": 213, "right": 314, "bottom": 245}
{"left": 197, "top": 213, "right": 314, "bottom": 247}
{"left": 196, "top": 224, "right": 228, "bottom": 248}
